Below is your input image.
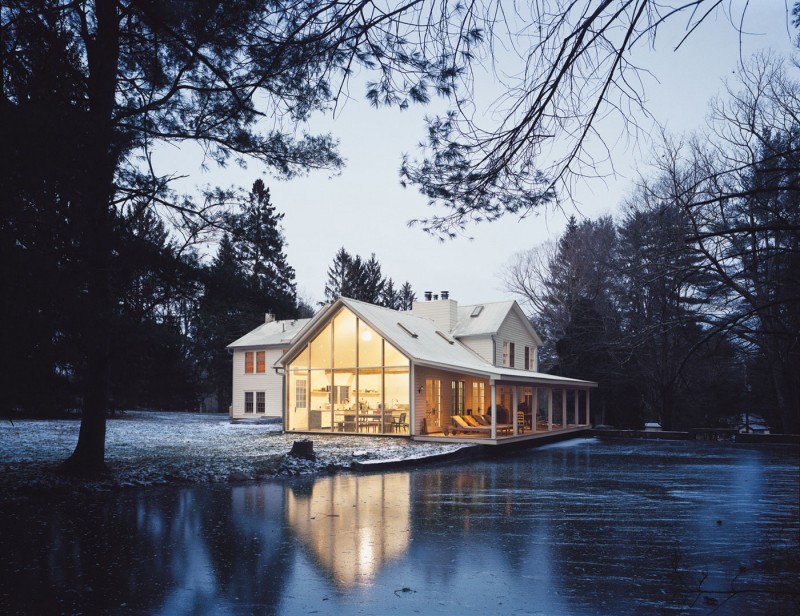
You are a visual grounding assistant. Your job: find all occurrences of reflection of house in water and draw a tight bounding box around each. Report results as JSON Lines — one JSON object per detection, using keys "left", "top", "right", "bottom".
{"left": 286, "top": 473, "right": 411, "bottom": 588}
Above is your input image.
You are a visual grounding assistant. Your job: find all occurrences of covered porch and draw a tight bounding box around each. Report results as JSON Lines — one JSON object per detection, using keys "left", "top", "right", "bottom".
{"left": 412, "top": 366, "right": 597, "bottom": 445}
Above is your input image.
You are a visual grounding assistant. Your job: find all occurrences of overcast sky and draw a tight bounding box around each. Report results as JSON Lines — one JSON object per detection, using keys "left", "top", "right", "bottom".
{"left": 161, "top": 3, "right": 796, "bottom": 308}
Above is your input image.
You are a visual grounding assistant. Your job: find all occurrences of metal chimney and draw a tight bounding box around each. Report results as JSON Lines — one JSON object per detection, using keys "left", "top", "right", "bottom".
{"left": 441, "top": 291, "right": 449, "bottom": 300}
{"left": 424, "top": 291, "right": 432, "bottom": 301}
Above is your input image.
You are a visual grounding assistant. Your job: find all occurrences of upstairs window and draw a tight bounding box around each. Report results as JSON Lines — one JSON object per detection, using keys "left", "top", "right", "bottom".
{"left": 524, "top": 346, "right": 531, "bottom": 370}
{"left": 509, "top": 342, "right": 516, "bottom": 368}
{"left": 245, "top": 351, "right": 267, "bottom": 373}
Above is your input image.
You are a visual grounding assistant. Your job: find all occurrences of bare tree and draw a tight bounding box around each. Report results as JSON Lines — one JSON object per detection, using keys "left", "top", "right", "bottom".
{"left": 402, "top": 0, "right": 775, "bottom": 234}
{"left": 650, "top": 53, "right": 800, "bottom": 432}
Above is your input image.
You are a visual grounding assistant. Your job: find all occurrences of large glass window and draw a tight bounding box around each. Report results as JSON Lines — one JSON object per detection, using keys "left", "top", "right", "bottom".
{"left": 384, "top": 340, "right": 408, "bottom": 367}
{"left": 358, "top": 322, "right": 382, "bottom": 366}
{"left": 309, "top": 323, "right": 331, "bottom": 369}
{"left": 333, "top": 310, "right": 356, "bottom": 368}
{"left": 286, "top": 307, "right": 410, "bottom": 434}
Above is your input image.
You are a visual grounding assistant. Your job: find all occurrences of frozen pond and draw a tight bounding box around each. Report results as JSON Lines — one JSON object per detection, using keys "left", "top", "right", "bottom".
{"left": 1, "top": 438, "right": 798, "bottom": 615}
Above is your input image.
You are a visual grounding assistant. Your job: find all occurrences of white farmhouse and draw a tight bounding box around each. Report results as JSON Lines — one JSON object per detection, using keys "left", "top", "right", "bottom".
{"left": 227, "top": 315, "right": 310, "bottom": 419}
{"left": 229, "top": 294, "right": 596, "bottom": 441}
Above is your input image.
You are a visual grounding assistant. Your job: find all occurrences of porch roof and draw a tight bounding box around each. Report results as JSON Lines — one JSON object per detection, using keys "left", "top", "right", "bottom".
{"left": 491, "top": 366, "right": 598, "bottom": 388}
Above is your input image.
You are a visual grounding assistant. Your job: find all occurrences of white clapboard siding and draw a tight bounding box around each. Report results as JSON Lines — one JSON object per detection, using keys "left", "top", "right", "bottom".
{"left": 496, "top": 311, "right": 539, "bottom": 369}
{"left": 230, "top": 348, "right": 286, "bottom": 418}
{"left": 458, "top": 336, "right": 495, "bottom": 364}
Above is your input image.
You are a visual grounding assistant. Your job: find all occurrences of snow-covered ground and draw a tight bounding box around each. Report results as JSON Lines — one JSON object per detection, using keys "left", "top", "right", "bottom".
{"left": 0, "top": 411, "right": 467, "bottom": 494}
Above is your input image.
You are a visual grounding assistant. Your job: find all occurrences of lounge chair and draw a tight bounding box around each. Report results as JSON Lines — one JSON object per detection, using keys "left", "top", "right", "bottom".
{"left": 462, "top": 415, "right": 483, "bottom": 428}
{"left": 476, "top": 414, "right": 514, "bottom": 434}
{"left": 451, "top": 415, "right": 491, "bottom": 435}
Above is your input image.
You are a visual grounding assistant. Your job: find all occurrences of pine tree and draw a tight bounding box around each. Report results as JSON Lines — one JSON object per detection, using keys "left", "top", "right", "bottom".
{"left": 228, "top": 180, "right": 298, "bottom": 320}
{"left": 194, "top": 234, "right": 250, "bottom": 411}
{"left": 361, "top": 254, "right": 385, "bottom": 304}
{"left": 398, "top": 282, "right": 417, "bottom": 310}
{"left": 381, "top": 278, "right": 400, "bottom": 309}
{"left": 324, "top": 247, "right": 354, "bottom": 304}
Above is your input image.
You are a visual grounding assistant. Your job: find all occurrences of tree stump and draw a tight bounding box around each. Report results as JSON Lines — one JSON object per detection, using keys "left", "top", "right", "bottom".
{"left": 289, "top": 439, "right": 315, "bottom": 459}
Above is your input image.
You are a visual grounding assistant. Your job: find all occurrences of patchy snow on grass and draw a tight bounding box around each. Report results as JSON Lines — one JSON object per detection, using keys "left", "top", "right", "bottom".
{"left": 0, "top": 411, "right": 468, "bottom": 494}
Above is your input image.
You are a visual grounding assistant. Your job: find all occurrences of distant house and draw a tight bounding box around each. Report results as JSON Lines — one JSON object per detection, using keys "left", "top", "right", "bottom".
{"left": 268, "top": 294, "right": 597, "bottom": 442}
{"left": 227, "top": 315, "right": 310, "bottom": 419}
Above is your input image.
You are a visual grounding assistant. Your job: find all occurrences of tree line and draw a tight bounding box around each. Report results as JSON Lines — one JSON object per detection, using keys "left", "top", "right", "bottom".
{"left": 504, "top": 54, "right": 799, "bottom": 434}
{"left": 2, "top": 174, "right": 412, "bottom": 420}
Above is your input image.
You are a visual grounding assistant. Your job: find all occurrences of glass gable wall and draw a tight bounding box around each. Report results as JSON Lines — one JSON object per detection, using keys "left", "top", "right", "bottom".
{"left": 287, "top": 308, "right": 410, "bottom": 434}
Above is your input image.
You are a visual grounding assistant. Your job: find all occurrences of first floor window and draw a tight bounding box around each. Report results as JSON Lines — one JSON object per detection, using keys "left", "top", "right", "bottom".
{"left": 256, "top": 391, "right": 266, "bottom": 413}
{"left": 245, "top": 391, "right": 254, "bottom": 413}
{"left": 472, "top": 382, "right": 485, "bottom": 413}
{"left": 295, "top": 378, "right": 308, "bottom": 408}
{"left": 452, "top": 380, "right": 465, "bottom": 415}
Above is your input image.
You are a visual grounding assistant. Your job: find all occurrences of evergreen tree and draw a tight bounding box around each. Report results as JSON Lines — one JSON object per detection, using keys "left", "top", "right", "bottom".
{"left": 381, "top": 278, "right": 400, "bottom": 309}
{"left": 361, "top": 254, "right": 385, "bottom": 304}
{"left": 324, "top": 247, "right": 355, "bottom": 304}
{"left": 227, "top": 180, "right": 298, "bottom": 320}
{"left": 398, "top": 282, "right": 417, "bottom": 310}
{"left": 323, "top": 249, "right": 412, "bottom": 307}
{"left": 194, "top": 235, "right": 250, "bottom": 411}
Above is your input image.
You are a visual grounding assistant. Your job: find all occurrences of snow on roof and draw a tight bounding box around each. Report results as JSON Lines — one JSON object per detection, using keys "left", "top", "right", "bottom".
{"left": 453, "top": 301, "right": 516, "bottom": 336}
{"left": 227, "top": 318, "right": 311, "bottom": 349}
{"left": 491, "top": 365, "right": 598, "bottom": 388}
{"left": 339, "top": 298, "right": 497, "bottom": 377}
{"left": 453, "top": 300, "right": 543, "bottom": 346}
{"left": 281, "top": 298, "right": 595, "bottom": 388}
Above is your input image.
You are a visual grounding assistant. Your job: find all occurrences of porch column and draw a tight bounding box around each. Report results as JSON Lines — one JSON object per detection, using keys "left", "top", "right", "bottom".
{"left": 532, "top": 387, "right": 538, "bottom": 433}
{"left": 547, "top": 388, "right": 553, "bottom": 431}
{"left": 586, "top": 389, "right": 591, "bottom": 426}
{"left": 562, "top": 389, "right": 568, "bottom": 428}
{"left": 512, "top": 386, "right": 519, "bottom": 435}
{"left": 574, "top": 389, "right": 579, "bottom": 426}
{"left": 490, "top": 381, "right": 497, "bottom": 439}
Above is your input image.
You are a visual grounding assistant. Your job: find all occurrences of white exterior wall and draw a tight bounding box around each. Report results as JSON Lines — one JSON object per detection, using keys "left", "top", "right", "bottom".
{"left": 231, "top": 347, "right": 287, "bottom": 418}
{"left": 496, "top": 312, "right": 539, "bottom": 369}
{"left": 458, "top": 335, "right": 495, "bottom": 365}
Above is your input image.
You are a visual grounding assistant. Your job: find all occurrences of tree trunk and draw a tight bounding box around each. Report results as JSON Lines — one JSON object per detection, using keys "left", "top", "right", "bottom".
{"left": 60, "top": 0, "right": 119, "bottom": 475}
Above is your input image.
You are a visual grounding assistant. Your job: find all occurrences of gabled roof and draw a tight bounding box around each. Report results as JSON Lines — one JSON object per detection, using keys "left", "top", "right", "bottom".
{"left": 454, "top": 300, "right": 543, "bottom": 346}
{"left": 227, "top": 318, "right": 311, "bottom": 349}
{"left": 279, "top": 298, "right": 595, "bottom": 387}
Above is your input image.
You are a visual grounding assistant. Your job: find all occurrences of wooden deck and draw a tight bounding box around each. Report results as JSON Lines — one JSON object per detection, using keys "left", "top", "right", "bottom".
{"left": 412, "top": 425, "right": 591, "bottom": 446}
